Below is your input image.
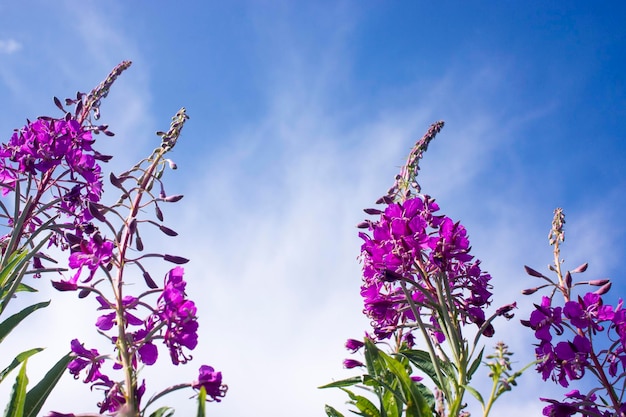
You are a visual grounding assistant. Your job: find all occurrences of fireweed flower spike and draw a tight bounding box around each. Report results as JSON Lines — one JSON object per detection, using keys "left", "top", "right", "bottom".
{"left": 323, "top": 122, "right": 526, "bottom": 417}
{"left": 523, "top": 208, "right": 626, "bottom": 416}
{"left": 22, "top": 63, "right": 227, "bottom": 416}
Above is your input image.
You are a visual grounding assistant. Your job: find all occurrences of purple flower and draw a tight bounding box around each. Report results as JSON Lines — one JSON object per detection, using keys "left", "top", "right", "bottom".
{"left": 68, "top": 234, "right": 114, "bottom": 283}
{"left": 155, "top": 267, "right": 199, "bottom": 364}
{"left": 359, "top": 196, "right": 494, "bottom": 340}
{"left": 563, "top": 292, "right": 614, "bottom": 332}
{"left": 345, "top": 338, "right": 365, "bottom": 353}
{"left": 193, "top": 365, "right": 228, "bottom": 402}
{"left": 94, "top": 295, "right": 143, "bottom": 331}
{"left": 523, "top": 296, "right": 563, "bottom": 342}
{"left": 134, "top": 326, "right": 158, "bottom": 366}
{"left": 343, "top": 359, "right": 365, "bottom": 369}
{"left": 541, "top": 400, "right": 578, "bottom": 417}
{"left": 68, "top": 339, "right": 104, "bottom": 383}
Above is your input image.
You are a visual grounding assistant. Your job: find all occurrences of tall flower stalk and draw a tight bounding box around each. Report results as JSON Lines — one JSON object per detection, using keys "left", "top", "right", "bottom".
{"left": 1, "top": 62, "right": 226, "bottom": 416}
{"left": 322, "top": 122, "right": 525, "bottom": 417}
{"left": 523, "top": 208, "right": 626, "bottom": 417}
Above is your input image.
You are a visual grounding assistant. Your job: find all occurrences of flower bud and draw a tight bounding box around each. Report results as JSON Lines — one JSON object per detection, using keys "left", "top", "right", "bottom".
{"left": 159, "top": 225, "right": 178, "bottom": 237}
{"left": 342, "top": 359, "right": 364, "bottom": 369}
{"left": 588, "top": 279, "right": 610, "bottom": 286}
{"left": 524, "top": 265, "right": 547, "bottom": 278}
{"left": 571, "top": 263, "right": 589, "bottom": 273}
{"left": 565, "top": 271, "right": 572, "bottom": 288}
{"left": 143, "top": 271, "right": 157, "bottom": 289}
{"left": 163, "top": 194, "right": 184, "bottom": 203}
{"left": 155, "top": 205, "right": 164, "bottom": 221}
{"left": 88, "top": 202, "right": 106, "bottom": 222}
{"left": 363, "top": 208, "right": 382, "bottom": 215}
{"left": 166, "top": 158, "right": 178, "bottom": 170}
{"left": 522, "top": 287, "right": 539, "bottom": 295}
{"left": 109, "top": 172, "right": 123, "bottom": 188}
{"left": 345, "top": 339, "right": 365, "bottom": 353}
{"left": 164, "top": 254, "right": 190, "bottom": 264}
{"left": 594, "top": 282, "right": 612, "bottom": 295}
{"left": 357, "top": 221, "right": 371, "bottom": 229}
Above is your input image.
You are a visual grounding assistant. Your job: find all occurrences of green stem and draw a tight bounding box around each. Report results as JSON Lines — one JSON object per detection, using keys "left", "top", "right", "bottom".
{"left": 400, "top": 281, "right": 451, "bottom": 402}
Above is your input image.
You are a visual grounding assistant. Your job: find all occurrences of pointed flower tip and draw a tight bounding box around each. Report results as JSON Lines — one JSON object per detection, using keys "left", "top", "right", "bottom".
{"left": 571, "top": 263, "right": 589, "bottom": 273}
{"left": 524, "top": 265, "right": 547, "bottom": 278}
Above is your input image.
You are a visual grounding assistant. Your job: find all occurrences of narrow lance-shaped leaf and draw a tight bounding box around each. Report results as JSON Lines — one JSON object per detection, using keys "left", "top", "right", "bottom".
{"left": 23, "top": 353, "right": 72, "bottom": 417}
{"left": 0, "top": 349, "right": 43, "bottom": 385}
{"left": 318, "top": 376, "right": 362, "bottom": 389}
{"left": 3, "top": 360, "right": 28, "bottom": 417}
{"left": 0, "top": 301, "right": 50, "bottom": 344}
{"left": 196, "top": 386, "right": 206, "bottom": 417}
{"left": 340, "top": 387, "right": 381, "bottom": 417}
{"left": 148, "top": 407, "right": 175, "bottom": 417}
{"left": 324, "top": 405, "right": 346, "bottom": 417}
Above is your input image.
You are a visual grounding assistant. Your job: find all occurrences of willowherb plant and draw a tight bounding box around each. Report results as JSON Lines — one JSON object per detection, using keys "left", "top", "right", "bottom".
{"left": 522, "top": 208, "right": 626, "bottom": 417}
{"left": 0, "top": 62, "right": 226, "bottom": 416}
{"left": 321, "top": 122, "right": 526, "bottom": 417}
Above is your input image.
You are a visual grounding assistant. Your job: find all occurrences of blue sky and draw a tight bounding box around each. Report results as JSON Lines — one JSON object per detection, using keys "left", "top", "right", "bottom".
{"left": 1, "top": 1, "right": 626, "bottom": 416}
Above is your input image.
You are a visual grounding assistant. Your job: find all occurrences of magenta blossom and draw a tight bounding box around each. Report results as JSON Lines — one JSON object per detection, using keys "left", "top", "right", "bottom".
{"left": 193, "top": 365, "right": 227, "bottom": 402}
{"left": 68, "top": 339, "right": 105, "bottom": 383}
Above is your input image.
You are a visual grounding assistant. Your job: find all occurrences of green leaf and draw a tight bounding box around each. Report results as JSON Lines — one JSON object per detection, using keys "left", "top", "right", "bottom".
{"left": 23, "top": 353, "right": 72, "bottom": 417}
{"left": 324, "top": 405, "right": 346, "bottom": 417}
{"left": 465, "top": 385, "right": 484, "bottom": 406}
{"left": 319, "top": 376, "right": 362, "bottom": 389}
{"left": 382, "top": 389, "right": 400, "bottom": 417}
{"left": 149, "top": 407, "right": 176, "bottom": 417}
{"left": 3, "top": 360, "right": 28, "bottom": 417}
{"left": 340, "top": 388, "right": 381, "bottom": 417}
{"left": 0, "top": 301, "right": 50, "bottom": 344}
{"left": 0, "top": 251, "right": 29, "bottom": 289}
{"left": 381, "top": 353, "right": 433, "bottom": 417}
{"left": 413, "top": 382, "right": 435, "bottom": 410}
{"left": 196, "top": 386, "right": 206, "bottom": 417}
{"left": 0, "top": 349, "right": 43, "bottom": 385}
{"left": 399, "top": 350, "right": 442, "bottom": 390}
{"left": 467, "top": 347, "right": 484, "bottom": 380}
{"left": 13, "top": 284, "right": 37, "bottom": 294}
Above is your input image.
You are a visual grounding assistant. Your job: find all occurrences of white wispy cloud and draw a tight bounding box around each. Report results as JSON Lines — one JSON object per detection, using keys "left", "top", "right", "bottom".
{"left": 1, "top": 3, "right": 623, "bottom": 417}
{"left": 0, "top": 38, "right": 21, "bottom": 54}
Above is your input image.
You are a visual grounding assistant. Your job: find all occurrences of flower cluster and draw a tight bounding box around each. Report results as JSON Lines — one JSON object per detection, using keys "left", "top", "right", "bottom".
{"left": 0, "top": 116, "right": 109, "bottom": 232}
{"left": 0, "top": 63, "right": 226, "bottom": 416}
{"left": 523, "top": 209, "right": 626, "bottom": 416}
{"left": 359, "top": 195, "right": 494, "bottom": 340}
{"left": 154, "top": 266, "right": 199, "bottom": 365}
